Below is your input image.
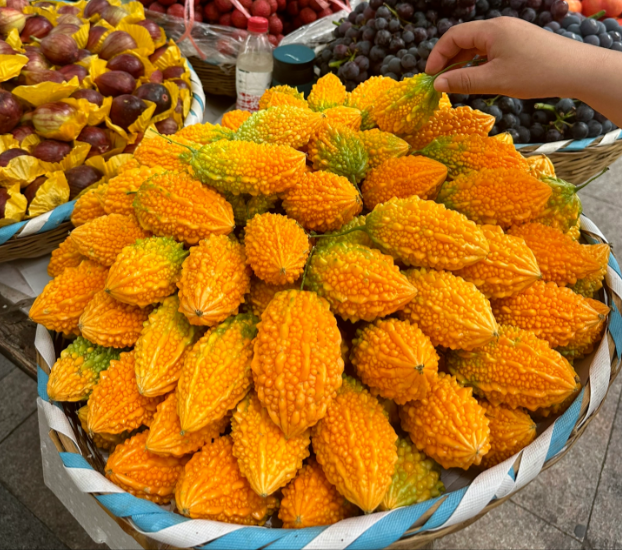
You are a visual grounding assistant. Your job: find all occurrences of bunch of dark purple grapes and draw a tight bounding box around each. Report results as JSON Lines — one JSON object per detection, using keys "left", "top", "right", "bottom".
{"left": 451, "top": 94, "right": 618, "bottom": 143}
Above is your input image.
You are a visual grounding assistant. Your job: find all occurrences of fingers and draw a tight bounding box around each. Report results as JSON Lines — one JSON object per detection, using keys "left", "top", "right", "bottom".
{"left": 425, "top": 48, "right": 479, "bottom": 75}
{"left": 425, "top": 21, "right": 492, "bottom": 74}
{"left": 433, "top": 64, "right": 498, "bottom": 95}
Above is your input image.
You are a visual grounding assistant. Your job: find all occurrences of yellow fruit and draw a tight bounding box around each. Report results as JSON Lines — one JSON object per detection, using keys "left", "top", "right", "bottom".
{"left": 307, "top": 73, "right": 347, "bottom": 111}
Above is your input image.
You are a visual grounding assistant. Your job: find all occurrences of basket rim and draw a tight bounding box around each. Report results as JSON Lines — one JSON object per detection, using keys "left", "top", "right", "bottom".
{"left": 515, "top": 128, "right": 622, "bottom": 153}
{"left": 33, "top": 215, "right": 622, "bottom": 550}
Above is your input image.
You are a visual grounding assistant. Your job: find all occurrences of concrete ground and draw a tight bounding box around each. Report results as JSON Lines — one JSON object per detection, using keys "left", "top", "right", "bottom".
{"left": 0, "top": 159, "right": 620, "bottom": 550}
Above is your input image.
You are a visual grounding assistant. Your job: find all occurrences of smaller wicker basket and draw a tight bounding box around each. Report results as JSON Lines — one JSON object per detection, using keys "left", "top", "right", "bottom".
{"left": 190, "top": 58, "right": 236, "bottom": 97}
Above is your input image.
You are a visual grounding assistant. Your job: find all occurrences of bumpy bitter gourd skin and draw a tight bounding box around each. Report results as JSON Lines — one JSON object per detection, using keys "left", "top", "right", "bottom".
{"left": 175, "top": 435, "right": 279, "bottom": 525}
{"left": 479, "top": 401, "right": 537, "bottom": 468}
{"left": 571, "top": 244, "right": 610, "bottom": 298}
{"left": 235, "top": 106, "right": 324, "bottom": 149}
{"left": 133, "top": 133, "right": 196, "bottom": 173}
{"left": 399, "top": 268, "right": 499, "bottom": 350}
{"left": 174, "top": 122, "right": 234, "bottom": 145}
{"left": 307, "top": 73, "right": 347, "bottom": 112}
{"left": 508, "top": 223, "right": 600, "bottom": 286}
{"left": 348, "top": 76, "right": 398, "bottom": 130}
{"left": 447, "top": 325, "right": 580, "bottom": 411}
{"left": 306, "top": 242, "right": 417, "bottom": 322}
{"left": 436, "top": 168, "right": 552, "bottom": 228}
{"left": 247, "top": 277, "right": 300, "bottom": 317}
{"left": 71, "top": 187, "right": 106, "bottom": 227}
{"left": 419, "top": 135, "right": 530, "bottom": 179}
{"left": 244, "top": 213, "right": 310, "bottom": 285}
{"left": 77, "top": 405, "right": 128, "bottom": 452}
{"left": 282, "top": 171, "right": 362, "bottom": 232}
{"left": 79, "top": 291, "right": 151, "bottom": 348}
{"left": 30, "top": 260, "right": 108, "bottom": 336}
{"left": 146, "top": 393, "right": 229, "bottom": 457}
{"left": 366, "top": 196, "right": 490, "bottom": 271}
{"left": 358, "top": 129, "right": 410, "bottom": 169}
{"left": 47, "top": 336, "right": 120, "bottom": 402}
{"left": 362, "top": 156, "right": 448, "bottom": 210}
{"left": 47, "top": 236, "right": 84, "bottom": 277}
{"left": 556, "top": 298, "right": 610, "bottom": 361}
{"left": 221, "top": 109, "right": 252, "bottom": 130}
{"left": 379, "top": 436, "right": 444, "bottom": 511}
{"left": 134, "top": 296, "right": 198, "bottom": 397}
{"left": 105, "top": 237, "right": 187, "bottom": 308}
{"left": 351, "top": 318, "right": 438, "bottom": 404}
{"left": 400, "top": 373, "right": 491, "bottom": 470}
{"left": 308, "top": 125, "right": 369, "bottom": 184}
{"left": 527, "top": 155, "right": 556, "bottom": 179}
{"left": 133, "top": 171, "right": 235, "bottom": 246}
{"left": 105, "top": 431, "right": 187, "bottom": 504}
{"left": 259, "top": 85, "right": 307, "bottom": 110}
{"left": 491, "top": 281, "right": 606, "bottom": 348}
{"left": 252, "top": 290, "right": 344, "bottom": 438}
{"left": 87, "top": 351, "right": 163, "bottom": 434}
{"left": 176, "top": 235, "right": 251, "bottom": 326}
{"left": 231, "top": 392, "right": 311, "bottom": 497}
{"left": 313, "top": 376, "right": 397, "bottom": 513}
{"left": 455, "top": 225, "right": 542, "bottom": 299}
{"left": 534, "top": 176, "right": 582, "bottom": 233}
{"left": 278, "top": 458, "right": 360, "bottom": 528}
{"left": 176, "top": 314, "right": 258, "bottom": 433}
{"left": 102, "top": 165, "right": 162, "bottom": 216}
{"left": 315, "top": 215, "right": 374, "bottom": 250}
{"left": 189, "top": 140, "right": 307, "bottom": 196}
{"left": 323, "top": 106, "right": 363, "bottom": 131}
{"left": 71, "top": 213, "right": 151, "bottom": 267}
{"left": 226, "top": 193, "right": 278, "bottom": 226}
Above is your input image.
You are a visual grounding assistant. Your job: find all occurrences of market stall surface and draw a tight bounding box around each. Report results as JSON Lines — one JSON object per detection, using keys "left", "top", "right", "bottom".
{"left": 0, "top": 158, "right": 621, "bottom": 550}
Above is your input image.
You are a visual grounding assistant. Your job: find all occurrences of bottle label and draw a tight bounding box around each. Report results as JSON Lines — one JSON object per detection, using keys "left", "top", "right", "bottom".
{"left": 236, "top": 67, "right": 272, "bottom": 112}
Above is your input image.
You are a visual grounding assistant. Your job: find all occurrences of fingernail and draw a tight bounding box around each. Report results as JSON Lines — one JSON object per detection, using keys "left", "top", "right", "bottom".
{"left": 434, "top": 77, "right": 449, "bottom": 92}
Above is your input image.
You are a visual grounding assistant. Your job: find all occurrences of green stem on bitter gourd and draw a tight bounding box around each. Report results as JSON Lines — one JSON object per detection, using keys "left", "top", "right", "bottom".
{"left": 157, "top": 132, "right": 198, "bottom": 155}
{"left": 575, "top": 167, "right": 609, "bottom": 191}
{"left": 300, "top": 245, "right": 317, "bottom": 291}
{"left": 310, "top": 225, "right": 369, "bottom": 239}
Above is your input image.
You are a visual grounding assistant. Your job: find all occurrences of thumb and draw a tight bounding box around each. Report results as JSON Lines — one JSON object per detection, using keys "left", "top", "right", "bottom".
{"left": 434, "top": 65, "right": 494, "bottom": 95}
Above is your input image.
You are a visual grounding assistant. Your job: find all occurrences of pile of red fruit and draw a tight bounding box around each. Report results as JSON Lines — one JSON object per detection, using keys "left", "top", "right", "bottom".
{"left": 143, "top": 0, "right": 340, "bottom": 45}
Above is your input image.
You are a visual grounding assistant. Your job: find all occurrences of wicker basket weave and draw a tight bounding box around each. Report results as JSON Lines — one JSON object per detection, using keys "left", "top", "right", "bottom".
{"left": 34, "top": 215, "right": 622, "bottom": 550}
{"left": 189, "top": 57, "right": 236, "bottom": 97}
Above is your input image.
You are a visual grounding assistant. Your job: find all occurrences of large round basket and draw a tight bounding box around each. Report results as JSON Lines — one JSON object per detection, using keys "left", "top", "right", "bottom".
{"left": 189, "top": 58, "right": 236, "bottom": 97}
{"left": 0, "top": 65, "right": 206, "bottom": 264}
{"left": 34, "top": 215, "right": 622, "bottom": 550}
{"left": 517, "top": 128, "right": 622, "bottom": 184}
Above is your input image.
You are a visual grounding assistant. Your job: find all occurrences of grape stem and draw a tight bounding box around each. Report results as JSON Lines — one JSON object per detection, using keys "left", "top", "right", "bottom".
{"left": 587, "top": 9, "right": 606, "bottom": 19}
{"left": 383, "top": 3, "right": 406, "bottom": 27}
{"left": 484, "top": 95, "right": 500, "bottom": 107}
{"left": 329, "top": 51, "right": 356, "bottom": 68}
{"left": 534, "top": 102, "right": 575, "bottom": 132}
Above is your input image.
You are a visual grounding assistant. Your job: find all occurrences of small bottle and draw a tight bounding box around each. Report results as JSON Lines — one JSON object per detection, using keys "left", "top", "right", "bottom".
{"left": 235, "top": 16, "right": 273, "bottom": 112}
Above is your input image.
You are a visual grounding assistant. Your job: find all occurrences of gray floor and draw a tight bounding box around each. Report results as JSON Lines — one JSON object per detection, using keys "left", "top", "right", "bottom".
{"left": 0, "top": 160, "right": 621, "bottom": 550}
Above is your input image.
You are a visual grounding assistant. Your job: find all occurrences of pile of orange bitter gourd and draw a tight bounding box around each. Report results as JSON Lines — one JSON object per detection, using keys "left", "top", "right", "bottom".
{"left": 32, "top": 72, "right": 609, "bottom": 527}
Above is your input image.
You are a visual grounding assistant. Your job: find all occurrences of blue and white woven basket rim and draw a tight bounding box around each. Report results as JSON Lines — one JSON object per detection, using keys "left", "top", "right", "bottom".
{"left": 34, "top": 214, "right": 622, "bottom": 550}
{"left": 0, "top": 63, "right": 206, "bottom": 247}
{"left": 515, "top": 128, "right": 622, "bottom": 154}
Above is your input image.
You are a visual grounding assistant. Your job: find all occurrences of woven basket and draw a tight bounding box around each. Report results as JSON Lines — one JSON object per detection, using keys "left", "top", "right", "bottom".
{"left": 0, "top": 63, "right": 207, "bottom": 264}
{"left": 33, "top": 215, "right": 622, "bottom": 550}
{"left": 190, "top": 57, "right": 236, "bottom": 97}
{"left": 517, "top": 128, "right": 622, "bottom": 184}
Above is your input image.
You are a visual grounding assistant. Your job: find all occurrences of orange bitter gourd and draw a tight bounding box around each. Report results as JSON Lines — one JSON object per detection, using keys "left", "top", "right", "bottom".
{"left": 176, "top": 314, "right": 258, "bottom": 433}
{"left": 455, "top": 225, "right": 542, "bottom": 299}
{"left": 571, "top": 244, "right": 610, "bottom": 298}
{"left": 313, "top": 376, "right": 397, "bottom": 513}
{"left": 348, "top": 76, "right": 398, "bottom": 130}
{"left": 87, "top": 351, "right": 163, "bottom": 434}
{"left": 533, "top": 175, "right": 587, "bottom": 233}
{"left": 307, "top": 73, "right": 347, "bottom": 111}
{"left": 358, "top": 129, "right": 410, "bottom": 169}
{"left": 134, "top": 296, "right": 198, "bottom": 397}
{"left": 105, "top": 431, "right": 187, "bottom": 504}
{"left": 133, "top": 171, "right": 235, "bottom": 246}
{"left": 79, "top": 291, "right": 151, "bottom": 348}
{"left": 47, "top": 336, "right": 120, "bottom": 402}
{"left": 447, "top": 325, "right": 580, "bottom": 411}
{"left": 361, "top": 156, "right": 448, "bottom": 210}
{"left": 105, "top": 237, "right": 188, "bottom": 308}
{"left": 404, "top": 106, "right": 496, "bottom": 150}
{"left": 556, "top": 298, "right": 610, "bottom": 361}
{"left": 71, "top": 213, "right": 151, "bottom": 267}
{"left": 279, "top": 458, "right": 360, "bottom": 528}
{"left": 174, "top": 123, "right": 234, "bottom": 145}
{"left": 306, "top": 241, "right": 417, "bottom": 322}
{"left": 177, "top": 235, "right": 251, "bottom": 326}
{"left": 399, "top": 268, "right": 498, "bottom": 350}
{"left": 308, "top": 125, "right": 369, "bottom": 184}
{"left": 365, "top": 195, "right": 490, "bottom": 270}
{"left": 351, "top": 318, "right": 438, "bottom": 404}
{"left": 187, "top": 140, "right": 307, "bottom": 196}
{"left": 252, "top": 289, "right": 344, "bottom": 438}
{"left": 71, "top": 187, "right": 106, "bottom": 227}
{"left": 176, "top": 435, "right": 279, "bottom": 524}
{"left": 133, "top": 133, "right": 195, "bottom": 173}
{"left": 527, "top": 155, "right": 556, "bottom": 179}
{"left": 47, "top": 235, "right": 84, "bottom": 277}
{"left": 231, "top": 392, "right": 311, "bottom": 497}
{"left": 30, "top": 260, "right": 108, "bottom": 336}
{"left": 282, "top": 170, "right": 362, "bottom": 232}
{"left": 436, "top": 168, "right": 552, "bottom": 228}
{"left": 221, "top": 109, "right": 252, "bottom": 131}
{"left": 315, "top": 215, "right": 374, "bottom": 251}
{"left": 479, "top": 401, "right": 537, "bottom": 468}
{"left": 492, "top": 281, "right": 607, "bottom": 348}
{"left": 244, "top": 213, "right": 310, "bottom": 285}
{"left": 247, "top": 277, "right": 300, "bottom": 317}
{"left": 379, "top": 436, "right": 444, "bottom": 511}
{"left": 400, "top": 373, "right": 491, "bottom": 470}
{"left": 146, "top": 393, "right": 229, "bottom": 457}
{"left": 259, "top": 85, "right": 307, "bottom": 110}
{"left": 77, "top": 405, "right": 128, "bottom": 452}
{"left": 322, "top": 106, "right": 363, "bottom": 131}
{"left": 102, "top": 165, "right": 163, "bottom": 216}
{"left": 508, "top": 222, "right": 600, "bottom": 286}
{"left": 226, "top": 193, "right": 279, "bottom": 226}
{"left": 419, "top": 134, "right": 530, "bottom": 179}
{"left": 235, "top": 106, "right": 324, "bottom": 149}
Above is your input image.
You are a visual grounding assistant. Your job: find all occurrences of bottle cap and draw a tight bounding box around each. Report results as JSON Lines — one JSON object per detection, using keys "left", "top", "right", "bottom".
{"left": 248, "top": 16, "right": 269, "bottom": 33}
{"left": 273, "top": 44, "right": 315, "bottom": 86}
